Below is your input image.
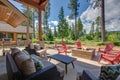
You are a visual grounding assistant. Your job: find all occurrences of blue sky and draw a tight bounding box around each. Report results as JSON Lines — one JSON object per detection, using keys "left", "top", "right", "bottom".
{"left": 9, "top": 0, "right": 120, "bottom": 32}
{"left": 9, "top": 0, "right": 90, "bottom": 21}
{"left": 49, "top": 0, "right": 90, "bottom": 21}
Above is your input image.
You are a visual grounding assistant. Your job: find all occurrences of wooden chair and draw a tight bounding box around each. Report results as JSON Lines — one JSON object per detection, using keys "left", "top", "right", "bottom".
{"left": 75, "top": 41, "right": 81, "bottom": 49}
{"left": 98, "top": 43, "right": 114, "bottom": 54}
{"left": 55, "top": 42, "right": 67, "bottom": 55}
{"left": 98, "top": 51, "right": 120, "bottom": 65}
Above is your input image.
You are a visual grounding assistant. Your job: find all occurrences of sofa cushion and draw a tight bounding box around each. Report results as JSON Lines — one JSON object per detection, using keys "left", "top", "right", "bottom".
{"left": 99, "top": 65, "right": 120, "bottom": 80}
{"left": 10, "top": 47, "right": 20, "bottom": 56}
{"left": 14, "top": 51, "right": 36, "bottom": 76}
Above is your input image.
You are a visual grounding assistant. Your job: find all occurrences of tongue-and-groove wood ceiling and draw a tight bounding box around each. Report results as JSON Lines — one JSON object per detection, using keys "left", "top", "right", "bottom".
{"left": 0, "top": 0, "right": 27, "bottom": 27}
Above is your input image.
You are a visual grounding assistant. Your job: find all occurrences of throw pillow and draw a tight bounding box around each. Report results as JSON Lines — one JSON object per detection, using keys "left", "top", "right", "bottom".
{"left": 22, "top": 50, "right": 29, "bottom": 55}
{"left": 99, "top": 65, "right": 120, "bottom": 80}
{"left": 31, "top": 55, "right": 44, "bottom": 70}
{"left": 14, "top": 51, "right": 36, "bottom": 75}
{"left": 20, "top": 58, "right": 36, "bottom": 75}
{"left": 14, "top": 51, "right": 30, "bottom": 69}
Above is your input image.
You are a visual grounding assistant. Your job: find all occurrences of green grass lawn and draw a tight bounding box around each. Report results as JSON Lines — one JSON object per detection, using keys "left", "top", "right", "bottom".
{"left": 44, "top": 40, "right": 120, "bottom": 47}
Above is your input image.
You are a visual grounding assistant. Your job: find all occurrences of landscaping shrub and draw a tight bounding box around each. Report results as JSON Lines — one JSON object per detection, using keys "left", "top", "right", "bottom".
{"left": 86, "top": 35, "right": 93, "bottom": 40}
{"left": 113, "top": 41, "right": 120, "bottom": 46}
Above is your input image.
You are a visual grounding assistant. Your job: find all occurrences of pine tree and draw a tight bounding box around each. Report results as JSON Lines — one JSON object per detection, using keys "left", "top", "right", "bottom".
{"left": 77, "top": 18, "right": 83, "bottom": 38}
{"left": 89, "top": 22, "right": 95, "bottom": 37}
{"left": 58, "top": 6, "right": 64, "bottom": 40}
{"left": 58, "top": 7, "right": 69, "bottom": 41}
{"left": 54, "top": 26, "right": 57, "bottom": 37}
{"left": 43, "top": 0, "right": 51, "bottom": 40}
{"left": 68, "top": 0, "right": 80, "bottom": 40}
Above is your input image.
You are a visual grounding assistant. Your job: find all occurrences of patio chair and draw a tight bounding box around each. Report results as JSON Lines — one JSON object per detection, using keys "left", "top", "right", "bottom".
{"left": 75, "top": 41, "right": 81, "bottom": 49}
{"left": 55, "top": 42, "right": 67, "bottom": 55}
{"left": 61, "top": 41, "right": 71, "bottom": 53}
{"left": 98, "top": 43, "right": 114, "bottom": 54}
{"left": 98, "top": 51, "right": 120, "bottom": 65}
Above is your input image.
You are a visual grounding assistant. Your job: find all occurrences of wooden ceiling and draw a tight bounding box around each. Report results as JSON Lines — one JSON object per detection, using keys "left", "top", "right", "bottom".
{"left": 0, "top": 0, "right": 27, "bottom": 28}
{"left": 15, "top": 0, "right": 48, "bottom": 11}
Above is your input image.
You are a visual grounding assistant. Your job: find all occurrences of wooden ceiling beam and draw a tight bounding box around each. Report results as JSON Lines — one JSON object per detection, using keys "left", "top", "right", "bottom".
{"left": 16, "top": 0, "right": 47, "bottom": 11}
{"left": 16, "top": 0, "right": 40, "bottom": 8}
{"left": 39, "top": 0, "right": 48, "bottom": 11}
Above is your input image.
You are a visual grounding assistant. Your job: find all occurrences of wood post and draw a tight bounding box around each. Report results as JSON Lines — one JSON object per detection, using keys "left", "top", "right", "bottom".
{"left": 13, "top": 32, "right": 17, "bottom": 44}
{"left": 38, "top": 8, "right": 42, "bottom": 41}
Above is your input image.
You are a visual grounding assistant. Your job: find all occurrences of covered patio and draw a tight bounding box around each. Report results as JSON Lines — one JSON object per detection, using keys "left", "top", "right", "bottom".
{"left": 0, "top": 0, "right": 120, "bottom": 80}
{"left": 0, "top": 46, "right": 101, "bottom": 80}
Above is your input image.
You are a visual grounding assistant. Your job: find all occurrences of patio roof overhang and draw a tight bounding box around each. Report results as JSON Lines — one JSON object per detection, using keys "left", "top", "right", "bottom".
{"left": 0, "top": 0, "right": 27, "bottom": 28}
{"left": 15, "top": 0, "right": 48, "bottom": 11}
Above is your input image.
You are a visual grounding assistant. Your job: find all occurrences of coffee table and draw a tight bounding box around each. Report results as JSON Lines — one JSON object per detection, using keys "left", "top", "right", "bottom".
{"left": 48, "top": 54, "right": 76, "bottom": 73}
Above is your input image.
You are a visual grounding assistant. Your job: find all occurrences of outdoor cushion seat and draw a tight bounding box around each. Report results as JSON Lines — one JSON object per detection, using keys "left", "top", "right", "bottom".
{"left": 6, "top": 48, "right": 64, "bottom": 80}
{"left": 77, "top": 65, "right": 120, "bottom": 80}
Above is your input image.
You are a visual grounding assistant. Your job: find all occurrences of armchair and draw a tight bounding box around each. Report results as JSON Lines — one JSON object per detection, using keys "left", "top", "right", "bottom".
{"left": 55, "top": 42, "right": 67, "bottom": 55}
{"left": 98, "top": 43, "right": 114, "bottom": 54}
{"left": 98, "top": 51, "right": 120, "bottom": 65}
{"left": 75, "top": 41, "right": 81, "bottom": 49}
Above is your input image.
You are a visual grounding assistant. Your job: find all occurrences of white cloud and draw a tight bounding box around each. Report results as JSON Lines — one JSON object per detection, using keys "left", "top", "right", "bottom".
{"left": 65, "top": 16, "right": 75, "bottom": 26}
{"left": 80, "top": 0, "right": 120, "bottom": 33}
{"left": 49, "top": 20, "right": 58, "bottom": 26}
{"left": 106, "top": 19, "right": 120, "bottom": 31}
{"left": 105, "top": 0, "right": 120, "bottom": 21}
{"left": 80, "top": 4, "right": 100, "bottom": 33}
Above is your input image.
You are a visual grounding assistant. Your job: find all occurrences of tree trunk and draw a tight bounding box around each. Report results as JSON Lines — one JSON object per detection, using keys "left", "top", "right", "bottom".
{"left": 26, "top": 6, "right": 30, "bottom": 43}
{"left": 75, "top": 15, "right": 77, "bottom": 40}
{"left": 101, "top": 0, "right": 105, "bottom": 42}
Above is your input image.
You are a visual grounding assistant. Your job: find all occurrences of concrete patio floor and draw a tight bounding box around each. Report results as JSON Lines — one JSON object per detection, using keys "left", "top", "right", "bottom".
{"left": 0, "top": 46, "right": 104, "bottom": 80}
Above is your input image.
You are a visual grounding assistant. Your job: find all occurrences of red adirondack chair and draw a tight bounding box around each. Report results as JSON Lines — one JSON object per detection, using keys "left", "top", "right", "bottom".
{"left": 61, "top": 41, "right": 71, "bottom": 54}
{"left": 98, "top": 43, "right": 114, "bottom": 54}
{"left": 98, "top": 51, "right": 120, "bottom": 65}
{"left": 55, "top": 42, "right": 67, "bottom": 55}
{"left": 75, "top": 41, "right": 81, "bottom": 49}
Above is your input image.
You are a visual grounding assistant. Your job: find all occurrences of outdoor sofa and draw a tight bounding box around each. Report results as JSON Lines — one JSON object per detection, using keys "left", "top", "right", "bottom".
{"left": 6, "top": 47, "right": 64, "bottom": 80}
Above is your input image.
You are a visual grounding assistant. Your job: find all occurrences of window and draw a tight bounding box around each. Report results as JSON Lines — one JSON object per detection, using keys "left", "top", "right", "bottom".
{"left": 8, "top": 33, "right": 13, "bottom": 41}
{"left": 0, "top": 32, "right": 6, "bottom": 41}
